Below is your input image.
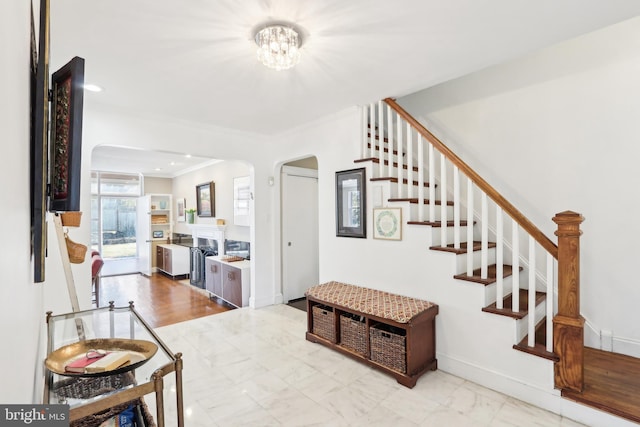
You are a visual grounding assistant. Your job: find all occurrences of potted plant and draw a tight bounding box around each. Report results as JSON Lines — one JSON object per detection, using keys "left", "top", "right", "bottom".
{"left": 186, "top": 209, "right": 196, "bottom": 224}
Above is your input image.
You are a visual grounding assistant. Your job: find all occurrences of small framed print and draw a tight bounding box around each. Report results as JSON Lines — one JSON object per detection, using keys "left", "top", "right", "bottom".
{"left": 373, "top": 208, "right": 402, "bottom": 240}
{"left": 153, "top": 230, "right": 164, "bottom": 238}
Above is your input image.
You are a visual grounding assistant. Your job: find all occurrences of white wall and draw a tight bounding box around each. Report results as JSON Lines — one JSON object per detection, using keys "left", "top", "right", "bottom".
{"left": 144, "top": 176, "right": 172, "bottom": 195}
{"left": 0, "top": 1, "right": 46, "bottom": 403}
{"left": 172, "top": 160, "right": 250, "bottom": 243}
{"left": 399, "top": 16, "right": 640, "bottom": 356}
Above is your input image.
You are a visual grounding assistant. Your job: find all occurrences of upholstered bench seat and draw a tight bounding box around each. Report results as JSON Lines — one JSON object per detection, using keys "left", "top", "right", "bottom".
{"left": 305, "top": 281, "right": 436, "bottom": 324}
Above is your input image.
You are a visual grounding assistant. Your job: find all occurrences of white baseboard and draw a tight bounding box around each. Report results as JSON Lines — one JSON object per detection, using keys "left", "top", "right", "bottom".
{"left": 437, "top": 352, "right": 639, "bottom": 427}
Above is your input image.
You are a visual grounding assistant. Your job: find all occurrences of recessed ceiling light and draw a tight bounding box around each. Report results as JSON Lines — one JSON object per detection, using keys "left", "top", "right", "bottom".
{"left": 84, "top": 84, "right": 103, "bottom": 92}
{"left": 154, "top": 168, "right": 162, "bottom": 171}
{"left": 185, "top": 154, "right": 192, "bottom": 158}
{"left": 170, "top": 162, "right": 176, "bottom": 166}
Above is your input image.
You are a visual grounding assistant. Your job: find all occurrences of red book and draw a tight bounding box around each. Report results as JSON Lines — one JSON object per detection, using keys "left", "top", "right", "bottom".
{"left": 65, "top": 351, "right": 107, "bottom": 373}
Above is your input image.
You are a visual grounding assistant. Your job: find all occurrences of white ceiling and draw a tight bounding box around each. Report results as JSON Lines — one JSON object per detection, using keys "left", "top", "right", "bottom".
{"left": 49, "top": 0, "right": 640, "bottom": 176}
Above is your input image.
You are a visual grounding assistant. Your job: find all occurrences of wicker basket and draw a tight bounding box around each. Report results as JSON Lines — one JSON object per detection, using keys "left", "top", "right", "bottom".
{"left": 370, "top": 324, "right": 407, "bottom": 373}
{"left": 61, "top": 211, "right": 82, "bottom": 227}
{"left": 339, "top": 313, "right": 367, "bottom": 355}
{"left": 312, "top": 305, "right": 336, "bottom": 343}
{"left": 65, "top": 232, "right": 87, "bottom": 263}
{"left": 52, "top": 373, "right": 156, "bottom": 427}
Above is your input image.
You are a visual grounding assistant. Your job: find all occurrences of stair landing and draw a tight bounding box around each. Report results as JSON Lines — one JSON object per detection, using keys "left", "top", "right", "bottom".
{"left": 562, "top": 347, "right": 640, "bottom": 424}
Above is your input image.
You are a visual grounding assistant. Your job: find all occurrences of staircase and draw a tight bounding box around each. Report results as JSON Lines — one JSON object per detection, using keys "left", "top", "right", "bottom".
{"left": 348, "top": 98, "right": 640, "bottom": 425}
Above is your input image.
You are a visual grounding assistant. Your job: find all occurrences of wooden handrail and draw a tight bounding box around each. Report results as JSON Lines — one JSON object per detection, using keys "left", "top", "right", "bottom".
{"left": 384, "top": 98, "right": 558, "bottom": 259}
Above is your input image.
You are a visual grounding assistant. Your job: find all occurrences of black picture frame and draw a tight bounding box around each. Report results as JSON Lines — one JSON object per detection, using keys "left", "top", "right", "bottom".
{"left": 336, "top": 168, "right": 366, "bottom": 238}
{"left": 49, "top": 56, "right": 85, "bottom": 212}
{"left": 196, "top": 181, "right": 215, "bottom": 217}
{"left": 31, "top": 0, "right": 50, "bottom": 282}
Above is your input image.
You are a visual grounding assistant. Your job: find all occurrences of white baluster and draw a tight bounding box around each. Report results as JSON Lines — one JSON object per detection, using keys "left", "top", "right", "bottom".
{"left": 440, "top": 154, "right": 447, "bottom": 247}
{"left": 369, "top": 103, "right": 375, "bottom": 158}
{"left": 496, "top": 206, "right": 504, "bottom": 309}
{"left": 397, "top": 114, "right": 403, "bottom": 198}
{"left": 546, "top": 253, "right": 554, "bottom": 352}
{"left": 512, "top": 220, "right": 520, "bottom": 313}
{"left": 453, "top": 166, "right": 460, "bottom": 249}
{"left": 481, "top": 193, "right": 488, "bottom": 280}
{"left": 466, "top": 179, "right": 474, "bottom": 276}
{"left": 528, "top": 236, "right": 536, "bottom": 347}
{"left": 362, "top": 106, "right": 368, "bottom": 159}
{"left": 407, "top": 126, "right": 413, "bottom": 199}
{"left": 418, "top": 134, "right": 424, "bottom": 222}
{"left": 428, "top": 143, "right": 435, "bottom": 223}
{"left": 387, "top": 104, "right": 393, "bottom": 178}
{"left": 378, "top": 100, "right": 384, "bottom": 177}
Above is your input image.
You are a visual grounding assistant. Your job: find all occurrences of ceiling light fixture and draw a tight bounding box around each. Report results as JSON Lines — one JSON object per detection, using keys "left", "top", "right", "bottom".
{"left": 254, "top": 24, "right": 301, "bottom": 71}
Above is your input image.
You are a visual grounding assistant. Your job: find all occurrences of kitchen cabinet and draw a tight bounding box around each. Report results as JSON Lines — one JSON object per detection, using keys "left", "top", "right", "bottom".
{"left": 136, "top": 194, "right": 172, "bottom": 276}
{"left": 157, "top": 244, "right": 189, "bottom": 278}
{"left": 205, "top": 256, "right": 250, "bottom": 307}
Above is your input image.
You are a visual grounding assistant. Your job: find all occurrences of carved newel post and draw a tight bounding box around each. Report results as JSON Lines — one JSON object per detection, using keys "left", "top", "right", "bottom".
{"left": 552, "top": 210, "right": 585, "bottom": 392}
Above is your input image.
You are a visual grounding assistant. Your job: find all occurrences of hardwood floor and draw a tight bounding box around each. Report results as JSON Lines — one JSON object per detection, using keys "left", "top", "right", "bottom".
{"left": 562, "top": 347, "right": 640, "bottom": 424}
{"left": 97, "top": 273, "right": 234, "bottom": 328}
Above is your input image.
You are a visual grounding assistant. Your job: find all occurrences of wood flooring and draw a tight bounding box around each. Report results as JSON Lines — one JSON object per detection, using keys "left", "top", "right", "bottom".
{"left": 97, "top": 273, "right": 233, "bottom": 328}
{"left": 562, "top": 347, "right": 640, "bottom": 424}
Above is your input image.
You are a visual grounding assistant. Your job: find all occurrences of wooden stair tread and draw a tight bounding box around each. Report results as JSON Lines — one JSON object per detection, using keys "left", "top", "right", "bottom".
{"left": 430, "top": 241, "right": 497, "bottom": 254}
{"left": 389, "top": 198, "right": 453, "bottom": 206}
{"left": 512, "top": 317, "right": 559, "bottom": 361}
{"left": 453, "top": 264, "right": 522, "bottom": 285}
{"left": 482, "top": 289, "right": 545, "bottom": 318}
{"left": 407, "top": 220, "right": 474, "bottom": 228}
{"left": 355, "top": 158, "right": 419, "bottom": 172}
{"left": 370, "top": 177, "right": 435, "bottom": 187}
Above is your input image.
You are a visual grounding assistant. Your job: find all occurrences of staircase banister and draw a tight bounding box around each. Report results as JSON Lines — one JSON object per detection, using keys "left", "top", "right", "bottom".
{"left": 384, "top": 97, "right": 558, "bottom": 259}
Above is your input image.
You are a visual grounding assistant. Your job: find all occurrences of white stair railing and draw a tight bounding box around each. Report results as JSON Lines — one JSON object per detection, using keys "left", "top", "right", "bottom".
{"left": 361, "top": 100, "right": 559, "bottom": 354}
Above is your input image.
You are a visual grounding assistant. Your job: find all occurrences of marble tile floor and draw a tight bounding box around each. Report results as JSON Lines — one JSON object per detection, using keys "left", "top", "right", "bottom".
{"left": 146, "top": 304, "right": 586, "bottom": 427}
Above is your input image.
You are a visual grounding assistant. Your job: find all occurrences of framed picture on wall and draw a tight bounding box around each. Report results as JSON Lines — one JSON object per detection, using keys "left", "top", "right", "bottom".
{"left": 336, "top": 168, "right": 366, "bottom": 238}
{"left": 176, "top": 198, "right": 185, "bottom": 222}
{"left": 233, "top": 176, "right": 250, "bottom": 226}
{"left": 373, "top": 207, "right": 402, "bottom": 240}
{"left": 196, "top": 181, "right": 215, "bottom": 217}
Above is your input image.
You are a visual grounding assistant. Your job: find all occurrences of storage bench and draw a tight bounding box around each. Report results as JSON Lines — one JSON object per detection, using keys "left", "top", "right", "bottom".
{"left": 305, "top": 281, "right": 438, "bottom": 388}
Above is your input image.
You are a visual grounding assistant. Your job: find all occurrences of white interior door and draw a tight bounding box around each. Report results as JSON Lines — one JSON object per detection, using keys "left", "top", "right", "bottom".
{"left": 282, "top": 166, "right": 319, "bottom": 302}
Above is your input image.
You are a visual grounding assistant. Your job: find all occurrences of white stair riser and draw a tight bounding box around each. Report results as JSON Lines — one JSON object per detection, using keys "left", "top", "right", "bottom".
{"left": 514, "top": 299, "right": 548, "bottom": 343}
{"left": 453, "top": 247, "right": 497, "bottom": 274}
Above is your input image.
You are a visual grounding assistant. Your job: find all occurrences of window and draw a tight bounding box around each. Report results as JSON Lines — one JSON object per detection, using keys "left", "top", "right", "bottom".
{"left": 92, "top": 171, "right": 142, "bottom": 258}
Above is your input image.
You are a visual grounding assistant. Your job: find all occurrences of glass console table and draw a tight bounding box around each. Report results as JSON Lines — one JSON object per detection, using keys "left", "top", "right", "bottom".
{"left": 43, "top": 302, "right": 184, "bottom": 427}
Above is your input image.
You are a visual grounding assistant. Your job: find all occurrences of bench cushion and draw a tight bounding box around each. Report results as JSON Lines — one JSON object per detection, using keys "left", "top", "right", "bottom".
{"left": 305, "top": 281, "right": 436, "bottom": 323}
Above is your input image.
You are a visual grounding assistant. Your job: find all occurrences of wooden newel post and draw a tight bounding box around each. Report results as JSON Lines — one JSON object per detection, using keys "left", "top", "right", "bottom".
{"left": 552, "top": 210, "right": 585, "bottom": 392}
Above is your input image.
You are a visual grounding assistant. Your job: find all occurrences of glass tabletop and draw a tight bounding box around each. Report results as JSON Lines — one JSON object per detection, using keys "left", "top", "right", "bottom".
{"left": 45, "top": 304, "right": 175, "bottom": 409}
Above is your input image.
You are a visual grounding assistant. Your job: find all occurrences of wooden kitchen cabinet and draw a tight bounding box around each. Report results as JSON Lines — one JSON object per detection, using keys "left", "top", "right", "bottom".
{"left": 204, "top": 256, "right": 250, "bottom": 307}
{"left": 157, "top": 244, "right": 189, "bottom": 278}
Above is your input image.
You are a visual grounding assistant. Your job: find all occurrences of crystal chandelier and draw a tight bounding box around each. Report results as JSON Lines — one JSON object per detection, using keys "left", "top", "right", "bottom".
{"left": 254, "top": 25, "right": 301, "bottom": 71}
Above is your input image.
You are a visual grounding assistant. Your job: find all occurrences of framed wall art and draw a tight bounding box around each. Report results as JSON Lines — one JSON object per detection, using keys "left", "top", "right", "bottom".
{"left": 31, "top": 0, "right": 50, "bottom": 282}
{"left": 233, "top": 176, "right": 250, "bottom": 226}
{"left": 49, "top": 56, "right": 85, "bottom": 212}
{"left": 373, "top": 207, "right": 402, "bottom": 240}
{"left": 196, "top": 181, "right": 215, "bottom": 217}
{"left": 336, "top": 168, "right": 366, "bottom": 238}
{"left": 176, "top": 198, "right": 186, "bottom": 222}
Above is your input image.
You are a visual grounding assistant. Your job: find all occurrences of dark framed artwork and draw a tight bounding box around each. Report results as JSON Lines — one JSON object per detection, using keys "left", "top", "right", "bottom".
{"left": 49, "top": 56, "right": 85, "bottom": 212}
{"left": 31, "top": 0, "right": 51, "bottom": 282}
{"left": 336, "top": 168, "right": 366, "bottom": 238}
{"left": 196, "top": 181, "right": 215, "bottom": 217}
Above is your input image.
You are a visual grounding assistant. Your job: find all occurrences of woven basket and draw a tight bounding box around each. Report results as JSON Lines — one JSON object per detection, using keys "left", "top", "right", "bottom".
{"left": 71, "top": 399, "right": 156, "bottom": 427}
{"left": 61, "top": 211, "right": 82, "bottom": 227}
{"left": 65, "top": 232, "right": 87, "bottom": 263}
{"left": 370, "top": 324, "right": 407, "bottom": 373}
{"left": 339, "top": 313, "right": 367, "bottom": 355}
{"left": 312, "top": 305, "right": 336, "bottom": 343}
